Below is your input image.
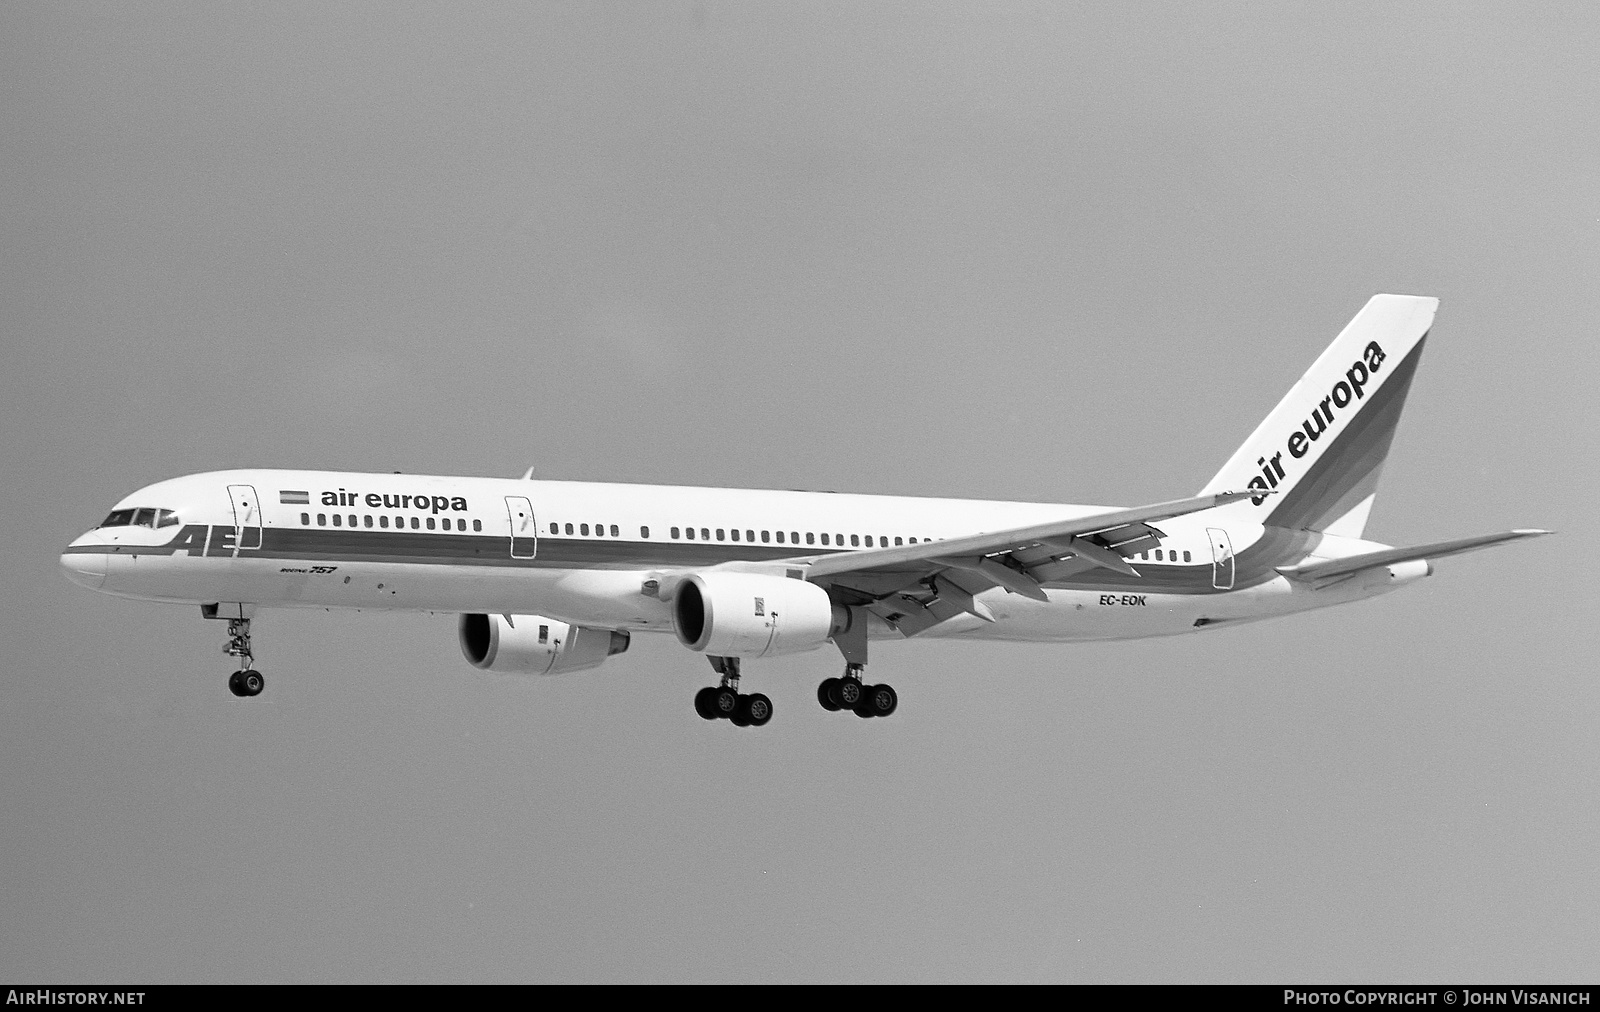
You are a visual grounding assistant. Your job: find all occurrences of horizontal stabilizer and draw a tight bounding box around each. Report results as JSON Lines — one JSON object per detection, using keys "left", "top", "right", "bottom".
{"left": 1277, "top": 529, "right": 1552, "bottom": 584}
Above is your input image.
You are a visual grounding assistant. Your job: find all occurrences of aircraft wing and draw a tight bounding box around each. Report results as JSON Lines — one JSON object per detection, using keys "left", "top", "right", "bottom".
{"left": 1276, "top": 529, "right": 1552, "bottom": 587}
{"left": 759, "top": 490, "right": 1263, "bottom": 631}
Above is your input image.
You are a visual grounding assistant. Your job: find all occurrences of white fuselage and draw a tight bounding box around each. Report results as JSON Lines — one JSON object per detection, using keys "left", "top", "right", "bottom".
{"left": 60, "top": 469, "right": 1422, "bottom": 651}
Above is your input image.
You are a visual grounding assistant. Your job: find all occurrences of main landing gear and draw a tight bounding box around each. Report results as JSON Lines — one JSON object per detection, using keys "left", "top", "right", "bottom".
{"left": 223, "top": 617, "right": 264, "bottom": 698}
{"left": 694, "top": 656, "right": 772, "bottom": 728}
{"left": 818, "top": 663, "right": 897, "bottom": 719}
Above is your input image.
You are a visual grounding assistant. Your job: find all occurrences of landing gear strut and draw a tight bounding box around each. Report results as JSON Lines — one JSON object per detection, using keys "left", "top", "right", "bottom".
{"left": 223, "top": 617, "right": 264, "bottom": 698}
{"left": 694, "top": 655, "right": 771, "bottom": 727}
{"left": 818, "top": 664, "right": 897, "bottom": 718}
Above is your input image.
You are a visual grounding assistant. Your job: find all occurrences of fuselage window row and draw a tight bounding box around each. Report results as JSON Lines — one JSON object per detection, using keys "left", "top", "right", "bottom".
{"left": 1138, "top": 549, "right": 1193, "bottom": 562}
{"left": 293, "top": 511, "right": 938, "bottom": 547}
{"left": 302, "top": 513, "right": 480, "bottom": 532}
{"left": 656, "top": 527, "right": 926, "bottom": 547}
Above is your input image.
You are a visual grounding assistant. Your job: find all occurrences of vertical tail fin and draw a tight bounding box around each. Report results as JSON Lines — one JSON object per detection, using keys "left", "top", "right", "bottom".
{"left": 1198, "top": 294, "right": 1437, "bottom": 535}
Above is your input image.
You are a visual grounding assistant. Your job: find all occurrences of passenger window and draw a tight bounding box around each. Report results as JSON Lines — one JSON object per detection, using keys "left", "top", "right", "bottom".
{"left": 365, "top": 515, "right": 373, "bottom": 528}
{"left": 864, "top": 535, "right": 873, "bottom": 546}
{"left": 1141, "top": 551, "right": 1148, "bottom": 560}
{"left": 806, "top": 533, "right": 815, "bottom": 545}
{"left": 580, "top": 524, "right": 589, "bottom": 536}
{"left": 821, "top": 533, "right": 830, "bottom": 545}
{"left": 640, "top": 526, "right": 649, "bottom": 538}
{"left": 427, "top": 517, "right": 436, "bottom": 530}
{"left": 701, "top": 528, "right": 709, "bottom": 541}
{"left": 1155, "top": 549, "right": 1163, "bottom": 561}
{"left": 610, "top": 525, "right": 618, "bottom": 537}
{"left": 671, "top": 527, "right": 680, "bottom": 538}
{"left": 746, "top": 530, "right": 754, "bottom": 542}
{"left": 717, "top": 529, "right": 725, "bottom": 541}
{"left": 851, "top": 535, "right": 859, "bottom": 547}
{"left": 731, "top": 529, "right": 740, "bottom": 541}
{"left": 301, "top": 513, "right": 310, "bottom": 525}
{"left": 410, "top": 517, "right": 419, "bottom": 529}
{"left": 379, "top": 516, "right": 389, "bottom": 528}
{"left": 565, "top": 523, "right": 574, "bottom": 535}
{"left": 473, "top": 520, "right": 482, "bottom": 532}
{"left": 761, "top": 531, "right": 770, "bottom": 543}
{"left": 333, "top": 514, "right": 342, "bottom": 526}
{"left": 1183, "top": 550, "right": 1191, "bottom": 562}
{"left": 791, "top": 532, "right": 799, "bottom": 543}
{"left": 550, "top": 523, "right": 558, "bottom": 534}
{"left": 686, "top": 527, "right": 695, "bottom": 540}
{"left": 394, "top": 516, "right": 403, "bottom": 528}
{"left": 775, "top": 531, "right": 784, "bottom": 543}
{"left": 317, "top": 514, "right": 327, "bottom": 526}
{"left": 895, "top": 537, "right": 903, "bottom": 545}
{"left": 836, "top": 534, "right": 844, "bottom": 545}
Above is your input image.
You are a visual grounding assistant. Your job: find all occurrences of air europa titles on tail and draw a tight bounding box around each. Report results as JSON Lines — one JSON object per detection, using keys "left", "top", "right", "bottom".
{"left": 1248, "top": 341, "right": 1388, "bottom": 505}
{"left": 58, "top": 293, "right": 1551, "bottom": 729}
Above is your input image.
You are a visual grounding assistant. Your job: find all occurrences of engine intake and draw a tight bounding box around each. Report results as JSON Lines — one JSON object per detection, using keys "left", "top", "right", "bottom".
{"left": 671, "top": 571, "right": 839, "bottom": 658}
{"left": 458, "top": 613, "right": 629, "bottom": 675}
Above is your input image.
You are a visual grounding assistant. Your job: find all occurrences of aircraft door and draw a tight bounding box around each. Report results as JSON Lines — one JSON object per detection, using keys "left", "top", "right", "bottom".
{"left": 226, "top": 484, "right": 262, "bottom": 552}
{"left": 1207, "top": 527, "right": 1234, "bottom": 590}
{"left": 506, "top": 496, "right": 537, "bottom": 559}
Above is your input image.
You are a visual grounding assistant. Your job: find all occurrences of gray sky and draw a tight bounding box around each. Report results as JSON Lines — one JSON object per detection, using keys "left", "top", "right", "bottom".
{"left": 2, "top": 2, "right": 1596, "bottom": 983}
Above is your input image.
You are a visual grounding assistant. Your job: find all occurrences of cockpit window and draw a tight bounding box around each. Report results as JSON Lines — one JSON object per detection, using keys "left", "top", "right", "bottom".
{"left": 99, "top": 507, "right": 180, "bottom": 529}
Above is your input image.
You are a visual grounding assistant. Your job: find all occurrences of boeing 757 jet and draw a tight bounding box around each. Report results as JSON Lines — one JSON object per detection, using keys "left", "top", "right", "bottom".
{"left": 60, "top": 295, "right": 1548, "bottom": 726}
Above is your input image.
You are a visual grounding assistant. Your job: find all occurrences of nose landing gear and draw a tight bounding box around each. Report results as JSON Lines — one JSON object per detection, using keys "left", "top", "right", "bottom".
{"left": 222, "top": 617, "right": 264, "bottom": 698}
{"left": 693, "top": 655, "right": 771, "bottom": 727}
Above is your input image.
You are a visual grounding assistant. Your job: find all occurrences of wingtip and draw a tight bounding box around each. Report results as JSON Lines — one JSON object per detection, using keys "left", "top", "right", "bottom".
{"left": 1512, "top": 528, "right": 1554, "bottom": 536}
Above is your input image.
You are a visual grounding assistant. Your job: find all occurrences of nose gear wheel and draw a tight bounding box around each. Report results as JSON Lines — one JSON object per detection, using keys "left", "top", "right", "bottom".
{"left": 222, "top": 617, "right": 264, "bottom": 697}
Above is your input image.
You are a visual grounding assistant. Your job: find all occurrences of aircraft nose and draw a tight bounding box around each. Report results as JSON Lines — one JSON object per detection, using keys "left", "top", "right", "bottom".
{"left": 60, "top": 531, "right": 108, "bottom": 590}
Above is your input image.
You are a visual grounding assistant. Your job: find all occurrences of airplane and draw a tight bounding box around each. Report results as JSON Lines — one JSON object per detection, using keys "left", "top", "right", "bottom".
{"left": 59, "top": 294, "right": 1548, "bottom": 727}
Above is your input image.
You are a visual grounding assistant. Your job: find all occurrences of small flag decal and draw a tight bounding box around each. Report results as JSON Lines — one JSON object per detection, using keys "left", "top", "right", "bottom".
{"left": 279, "top": 490, "right": 310, "bottom": 504}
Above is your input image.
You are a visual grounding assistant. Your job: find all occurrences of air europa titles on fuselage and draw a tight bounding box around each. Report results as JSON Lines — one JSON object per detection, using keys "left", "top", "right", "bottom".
{"left": 1247, "top": 341, "right": 1388, "bottom": 505}
{"left": 320, "top": 489, "right": 470, "bottom": 514}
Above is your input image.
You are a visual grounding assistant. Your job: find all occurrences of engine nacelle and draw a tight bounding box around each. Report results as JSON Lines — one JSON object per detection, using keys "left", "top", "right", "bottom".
{"left": 671, "top": 571, "right": 838, "bottom": 658}
{"left": 458, "top": 613, "right": 630, "bottom": 675}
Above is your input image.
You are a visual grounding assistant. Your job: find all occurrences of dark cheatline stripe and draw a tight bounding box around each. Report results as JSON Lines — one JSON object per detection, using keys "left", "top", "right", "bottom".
{"left": 72, "top": 524, "right": 833, "bottom": 571}
{"left": 1268, "top": 337, "right": 1425, "bottom": 532}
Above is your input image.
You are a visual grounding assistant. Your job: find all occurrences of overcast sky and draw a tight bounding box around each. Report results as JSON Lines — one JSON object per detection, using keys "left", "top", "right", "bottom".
{"left": 2, "top": 2, "right": 1596, "bottom": 982}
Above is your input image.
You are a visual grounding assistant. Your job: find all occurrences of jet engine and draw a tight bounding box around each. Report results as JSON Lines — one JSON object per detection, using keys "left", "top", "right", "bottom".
{"left": 458, "top": 613, "right": 630, "bottom": 675}
{"left": 671, "top": 571, "right": 840, "bottom": 658}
